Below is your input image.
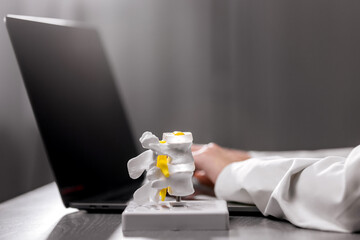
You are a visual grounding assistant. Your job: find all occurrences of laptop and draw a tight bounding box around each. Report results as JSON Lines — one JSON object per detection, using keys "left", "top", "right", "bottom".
{"left": 5, "top": 15, "right": 259, "bottom": 215}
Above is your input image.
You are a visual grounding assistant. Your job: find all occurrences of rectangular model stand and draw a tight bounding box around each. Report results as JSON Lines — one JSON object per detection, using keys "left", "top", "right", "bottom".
{"left": 122, "top": 200, "right": 229, "bottom": 231}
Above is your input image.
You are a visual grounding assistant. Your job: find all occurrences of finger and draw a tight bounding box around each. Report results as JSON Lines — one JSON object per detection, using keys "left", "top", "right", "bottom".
{"left": 192, "top": 152, "right": 206, "bottom": 170}
{"left": 191, "top": 144, "right": 205, "bottom": 152}
{"left": 194, "top": 170, "right": 214, "bottom": 187}
{"left": 192, "top": 144, "right": 210, "bottom": 156}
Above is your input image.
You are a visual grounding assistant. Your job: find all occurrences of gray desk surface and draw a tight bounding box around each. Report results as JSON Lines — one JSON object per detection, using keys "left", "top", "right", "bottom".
{"left": 0, "top": 183, "right": 359, "bottom": 240}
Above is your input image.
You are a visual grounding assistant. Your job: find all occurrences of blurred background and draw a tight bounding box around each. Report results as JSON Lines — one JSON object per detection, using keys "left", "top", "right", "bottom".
{"left": 1, "top": 0, "right": 360, "bottom": 202}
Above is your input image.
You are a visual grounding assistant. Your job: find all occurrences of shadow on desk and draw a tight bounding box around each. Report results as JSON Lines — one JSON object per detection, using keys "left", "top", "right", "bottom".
{"left": 46, "top": 211, "right": 229, "bottom": 240}
{"left": 46, "top": 211, "right": 122, "bottom": 240}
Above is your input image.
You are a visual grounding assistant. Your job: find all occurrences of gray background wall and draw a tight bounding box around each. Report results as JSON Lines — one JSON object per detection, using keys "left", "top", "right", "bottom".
{"left": 1, "top": 0, "right": 360, "bottom": 202}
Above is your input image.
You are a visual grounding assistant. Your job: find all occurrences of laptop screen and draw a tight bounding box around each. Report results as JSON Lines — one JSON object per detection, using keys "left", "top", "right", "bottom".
{"left": 6, "top": 15, "right": 143, "bottom": 206}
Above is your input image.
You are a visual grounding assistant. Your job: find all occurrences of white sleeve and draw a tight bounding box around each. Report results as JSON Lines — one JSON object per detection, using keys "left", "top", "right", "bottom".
{"left": 215, "top": 145, "right": 360, "bottom": 233}
{"left": 249, "top": 147, "right": 353, "bottom": 159}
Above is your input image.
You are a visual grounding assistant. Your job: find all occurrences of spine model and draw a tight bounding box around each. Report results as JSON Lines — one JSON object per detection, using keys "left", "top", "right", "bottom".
{"left": 127, "top": 131, "right": 195, "bottom": 204}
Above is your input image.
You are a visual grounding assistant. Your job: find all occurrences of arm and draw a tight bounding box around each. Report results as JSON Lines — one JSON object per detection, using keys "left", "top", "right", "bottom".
{"left": 193, "top": 144, "right": 360, "bottom": 232}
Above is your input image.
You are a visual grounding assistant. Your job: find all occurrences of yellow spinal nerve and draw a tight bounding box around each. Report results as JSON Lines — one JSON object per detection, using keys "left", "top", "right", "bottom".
{"left": 157, "top": 140, "right": 170, "bottom": 201}
{"left": 157, "top": 155, "right": 170, "bottom": 178}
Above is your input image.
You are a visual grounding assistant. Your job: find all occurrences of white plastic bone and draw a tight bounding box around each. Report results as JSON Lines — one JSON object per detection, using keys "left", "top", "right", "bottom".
{"left": 127, "top": 150, "right": 153, "bottom": 179}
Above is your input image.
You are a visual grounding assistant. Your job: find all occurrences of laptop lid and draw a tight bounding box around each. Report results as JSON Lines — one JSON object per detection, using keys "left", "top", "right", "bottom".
{"left": 5, "top": 15, "right": 143, "bottom": 208}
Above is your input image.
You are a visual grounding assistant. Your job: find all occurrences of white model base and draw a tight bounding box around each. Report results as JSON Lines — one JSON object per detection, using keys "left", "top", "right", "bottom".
{"left": 122, "top": 200, "right": 229, "bottom": 231}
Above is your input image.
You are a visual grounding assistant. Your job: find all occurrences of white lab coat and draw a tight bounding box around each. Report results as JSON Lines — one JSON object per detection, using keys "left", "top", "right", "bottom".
{"left": 214, "top": 146, "right": 360, "bottom": 233}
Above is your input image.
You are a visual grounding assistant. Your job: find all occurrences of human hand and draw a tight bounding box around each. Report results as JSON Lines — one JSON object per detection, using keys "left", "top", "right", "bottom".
{"left": 192, "top": 143, "right": 251, "bottom": 187}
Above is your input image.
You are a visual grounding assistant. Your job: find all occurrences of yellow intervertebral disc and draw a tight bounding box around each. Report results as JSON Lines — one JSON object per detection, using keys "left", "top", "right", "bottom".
{"left": 173, "top": 131, "right": 185, "bottom": 136}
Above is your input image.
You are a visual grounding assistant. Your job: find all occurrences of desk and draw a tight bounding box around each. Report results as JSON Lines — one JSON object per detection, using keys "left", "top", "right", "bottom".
{"left": 0, "top": 183, "right": 358, "bottom": 240}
